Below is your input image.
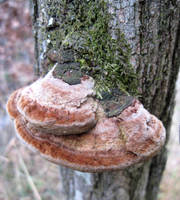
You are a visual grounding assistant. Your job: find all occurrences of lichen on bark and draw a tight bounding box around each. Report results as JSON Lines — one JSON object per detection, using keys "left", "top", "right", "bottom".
{"left": 36, "top": 0, "right": 139, "bottom": 98}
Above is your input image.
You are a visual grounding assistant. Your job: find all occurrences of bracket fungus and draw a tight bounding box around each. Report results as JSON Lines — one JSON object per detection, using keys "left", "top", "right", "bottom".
{"left": 7, "top": 68, "right": 166, "bottom": 172}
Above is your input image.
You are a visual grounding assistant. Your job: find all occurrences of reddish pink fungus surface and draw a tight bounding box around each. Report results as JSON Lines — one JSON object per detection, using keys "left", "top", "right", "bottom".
{"left": 7, "top": 72, "right": 166, "bottom": 172}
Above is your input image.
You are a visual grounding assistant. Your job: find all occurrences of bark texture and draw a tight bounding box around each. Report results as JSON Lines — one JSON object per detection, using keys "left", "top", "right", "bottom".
{"left": 30, "top": 0, "right": 180, "bottom": 199}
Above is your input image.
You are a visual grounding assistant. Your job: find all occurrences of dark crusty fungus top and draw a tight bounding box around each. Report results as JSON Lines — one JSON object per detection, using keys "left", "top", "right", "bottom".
{"left": 7, "top": 69, "right": 166, "bottom": 172}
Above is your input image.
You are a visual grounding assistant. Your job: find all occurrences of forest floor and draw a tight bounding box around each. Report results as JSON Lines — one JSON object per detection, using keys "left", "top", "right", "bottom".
{"left": 0, "top": 1, "right": 179, "bottom": 200}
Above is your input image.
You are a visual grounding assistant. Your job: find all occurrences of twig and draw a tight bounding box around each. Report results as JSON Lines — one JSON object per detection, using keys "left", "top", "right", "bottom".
{"left": 18, "top": 152, "right": 42, "bottom": 200}
{"left": 4, "top": 137, "right": 16, "bottom": 155}
{"left": 0, "top": 155, "right": 9, "bottom": 163}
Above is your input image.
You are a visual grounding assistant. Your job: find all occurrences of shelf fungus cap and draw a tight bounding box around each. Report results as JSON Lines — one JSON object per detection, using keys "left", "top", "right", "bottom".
{"left": 7, "top": 71, "right": 166, "bottom": 172}
{"left": 7, "top": 69, "right": 98, "bottom": 135}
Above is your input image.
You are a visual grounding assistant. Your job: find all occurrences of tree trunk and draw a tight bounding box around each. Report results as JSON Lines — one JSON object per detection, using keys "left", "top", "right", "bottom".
{"left": 30, "top": 0, "right": 180, "bottom": 199}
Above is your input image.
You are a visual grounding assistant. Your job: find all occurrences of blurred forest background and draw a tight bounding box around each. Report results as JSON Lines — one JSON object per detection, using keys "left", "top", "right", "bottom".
{"left": 0, "top": 0, "right": 179, "bottom": 200}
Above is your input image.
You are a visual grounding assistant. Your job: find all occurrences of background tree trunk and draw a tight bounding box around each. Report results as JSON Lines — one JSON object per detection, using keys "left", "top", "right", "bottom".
{"left": 30, "top": 0, "right": 180, "bottom": 199}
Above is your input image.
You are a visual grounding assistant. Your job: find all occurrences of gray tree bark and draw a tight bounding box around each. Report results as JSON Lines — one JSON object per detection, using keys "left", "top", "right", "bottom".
{"left": 30, "top": 0, "right": 180, "bottom": 199}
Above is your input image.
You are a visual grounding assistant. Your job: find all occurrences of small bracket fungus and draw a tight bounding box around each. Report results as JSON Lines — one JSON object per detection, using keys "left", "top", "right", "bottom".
{"left": 7, "top": 68, "right": 166, "bottom": 172}
{"left": 7, "top": 69, "right": 98, "bottom": 135}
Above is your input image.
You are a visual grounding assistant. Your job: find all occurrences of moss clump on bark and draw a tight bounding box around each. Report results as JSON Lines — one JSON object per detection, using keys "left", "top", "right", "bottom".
{"left": 42, "top": 0, "right": 139, "bottom": 98}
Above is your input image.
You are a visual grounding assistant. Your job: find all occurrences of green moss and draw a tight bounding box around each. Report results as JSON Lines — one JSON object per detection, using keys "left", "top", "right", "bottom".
{"left": 43, "top": 0, "right": 139, "bottom": 98}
